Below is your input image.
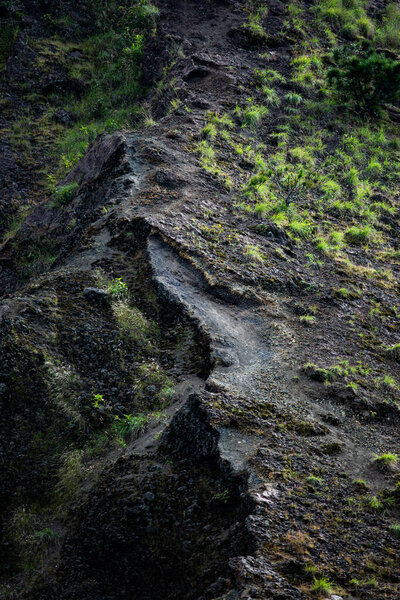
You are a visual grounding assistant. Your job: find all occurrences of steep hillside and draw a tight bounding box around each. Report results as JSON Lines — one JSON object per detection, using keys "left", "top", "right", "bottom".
{"left": 1, "top": 1, "right": 400, "bottom": 599}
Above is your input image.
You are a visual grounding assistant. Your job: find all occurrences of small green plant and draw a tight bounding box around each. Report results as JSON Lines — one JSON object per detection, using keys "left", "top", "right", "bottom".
{"left": 334, "top": 287, "right": 362, "bottom": 300}
{"left": 290, "top": 220, "right": 314, "bottom": 239}
{"left": 284, "top": 92, "right": 303, "bottom": 106}
{"left": 300, "top": 315, "right": 316, "bottom": 325}
{"left": 304, "top": 359, "right": 368, "bottom": 384}
{"left": 200, "top": 122, "right": 217, "bottom": 140}
{"left": 212, "top": 489, "right": 230, "bottom": 504}
{"left": 170, "top": 98, "right": 182, "bottom": 112}
{"left": 245, "top": 244, "right": 264, "bottom": 262}
{"left": 112, "top": 413, "right": 148, "bottom": 438}
{"left": 262, "top": 86, "right": 280, "bottom": 106}
{"left": 113, "top": 302, "right": 153, "bottom": 347}
{"left": 92, "top": 393, "right": 105, "bottom": 409}
{"left": 307, "top": 475, "right": 322, "bottom": 485}
{"left": 350, "top": 576, "right": 378, "bottom": 587}
{"left": 310, "top": 576, "right": 333, "bottom": 596}
{"left": 353, "top": 478, "right": 370, "bottom": 492}
{"left": 374, "top": 453, "right": 398, "bottom": 471}
{"left": 316, "top": 0, "right": 374, "bottom": 38}
{"left": 34, "top": 528, "right": 60, "bottom": 541}
{"left": 380, "top": 374, "right": 398, "bottom": 389}
{"left": 386, "top": 343, "right": 400, "bottom": 361}
{"left": 344, "top": 225, "right": 372, "bottom": 245}
{"left": 241, "top": 101, "right": 268, "bottom": 128}
{"left": 107, "top": 277, "right": 128, "bottom": 298}
{"left": 368, "top": 496, "right": 383, "bottom": 510}
{"left": 47, "top": 173, "right": 57, "bottom": 194}
{"left": 390, "top": 523, "right": 400, "bottom": 538}
{"left": 53, "top": 182, "right": 79, "bottom": 207}
{"left": 377, "top": 3, "right": 400, "bottom": 49}
{"left": 242, "top": 5, "right": 268, "bottom": 45}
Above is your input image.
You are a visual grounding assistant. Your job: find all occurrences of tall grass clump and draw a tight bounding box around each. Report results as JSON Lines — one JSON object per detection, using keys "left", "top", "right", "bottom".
{"left": 56, "top": 0, "right": 159, "bottom": 175}
{"left": 377, "top": 3, "right": 400, "bottom": 49}
{"left": 316, "top": 0, "right": 374, "bottom": 39}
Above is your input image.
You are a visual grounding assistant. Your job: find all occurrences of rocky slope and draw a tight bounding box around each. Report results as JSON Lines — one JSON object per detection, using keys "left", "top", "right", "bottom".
{"left": 1, "top": 0, "right": 400, "bottom": 599}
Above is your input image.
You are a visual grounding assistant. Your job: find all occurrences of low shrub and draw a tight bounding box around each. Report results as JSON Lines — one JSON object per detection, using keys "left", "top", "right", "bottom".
{"left": 53, "top": 182, "right": 79, "bottom": 206}
{"left": 327, "top": 41, "right": 400, "bottom": 113}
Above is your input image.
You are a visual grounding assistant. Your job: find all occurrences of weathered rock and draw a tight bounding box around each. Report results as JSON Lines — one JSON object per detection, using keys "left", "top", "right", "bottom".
{"left": 83, "top": 287, "right": 109, "bottom": 305}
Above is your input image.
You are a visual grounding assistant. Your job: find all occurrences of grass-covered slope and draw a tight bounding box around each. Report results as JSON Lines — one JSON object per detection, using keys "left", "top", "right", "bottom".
{"left": 0, "top": 0, "right": 158, "bottom": 241}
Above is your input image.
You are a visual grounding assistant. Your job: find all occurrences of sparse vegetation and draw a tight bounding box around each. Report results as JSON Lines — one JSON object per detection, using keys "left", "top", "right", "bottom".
{"left": 52, "top": 182, "right": 79, "bottom": 207}
{"left": 112, "top": 413, "right": 149, "bottom": 439}
{"left": 310, "top": 576, "right": 333, "bottom": 596}
{"left": 374, "top": 453, "right": 398, "bottom": 471}
{"left": 386, "top": 344, "right": 400, "bottom": 361}
{"left": 390, "top": 523, "right": 400, "bottom": 538}
{"left": 107, "top": 278, "right": 129, "bottom": 298}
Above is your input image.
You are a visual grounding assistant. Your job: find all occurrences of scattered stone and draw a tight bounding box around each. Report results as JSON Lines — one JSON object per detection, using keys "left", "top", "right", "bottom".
{"left": 53, "top": 107, "right": 72, "bottom": 124}
{"left": 83, "top": 287, "right": 109, "bottom": 304}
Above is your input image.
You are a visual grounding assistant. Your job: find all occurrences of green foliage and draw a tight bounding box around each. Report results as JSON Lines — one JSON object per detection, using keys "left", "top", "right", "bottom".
{"left": 379, "top": 374, "right": 398, "bottom": 390}
{"left": 241, "top": 101, "right": 268, "bottom": 128}
{"left": 245, "top": 244, "right": 264, "bottom": 262}
{"left": 377, "top": 3, "right": 400, "bottom": 49}
{"left": 290, "top": 220, "right": 314, "bottom": 239}
{"left": 113, "top": 302, "right": 154, "bottom": 346}
{"left": 112, "top": 413, "right": 148, "bottom": 438}
{"left": 304, "top": 359, "right": 369, "bottom": 383}
{"left": 242, "top": 3, "right": 268, "bottom": 44}
{"left": 52, "top": 0, "right": 158, "bottom": 176}
{"left": 350, "top": 576, "right": 378, "bottom": 587}
{"left": 291, "top": 54, "right": 324, "bottom": 88}
{"left": 212, "top": 489, "right": 230, "bottom": 504}
{"left": 200, "top": 123, "right": 218, "bottom": 140}
{"left": 315, "top": 0, "right": 374, "bottom": 39}
{"left": 344, "top": 225, "right": 372, "bottom": 245}
{"left": 107, "top": 278, "right": 128, "bottom": 298}
{"left": 310, "top": 576, "right": 333, "bottom": 596}
{"left": 368, "top": 496, "right": 383, "bottom": 510}
{"left": 92, "top": 393, "right": 105, "bottom": 409}
{"left": 262, "top": 86, "right": 280, "bottom": 106}
{"left": 374, "top": 453, "right": 398, "bottom": 470}
{"left": 307, "top": 475, "right": 323, "bottom": 485}
{"left": 53, "top": 182, "right": 79, "bottom": 207}
{"left": 390, "top": 523, "right": 400, "bottom": 538}
{"left": 353, "top": 478, "right": 370, "bottom": 492}
{"left": 386, "top": 343, "right": 400, "bottom": 361}
{"left": 334, "top": 287, "right": 361, "bottom": 299}
{"left": 300, "top": 314, "right": 316, "bottom": 325}
{"left": 57, "top": 123, "right": 110, "bottom": 174}
{"left": 285, "top": 92, "right": 303, "bottom": 106}
{"left": 328, "top": 42, "right": 400, "bottom": 112}
{"left": 34, "top": 528, "right": 60, "bottom": 541}
{"left": 197, "top": 140, "right": 216, "bottom": 168}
